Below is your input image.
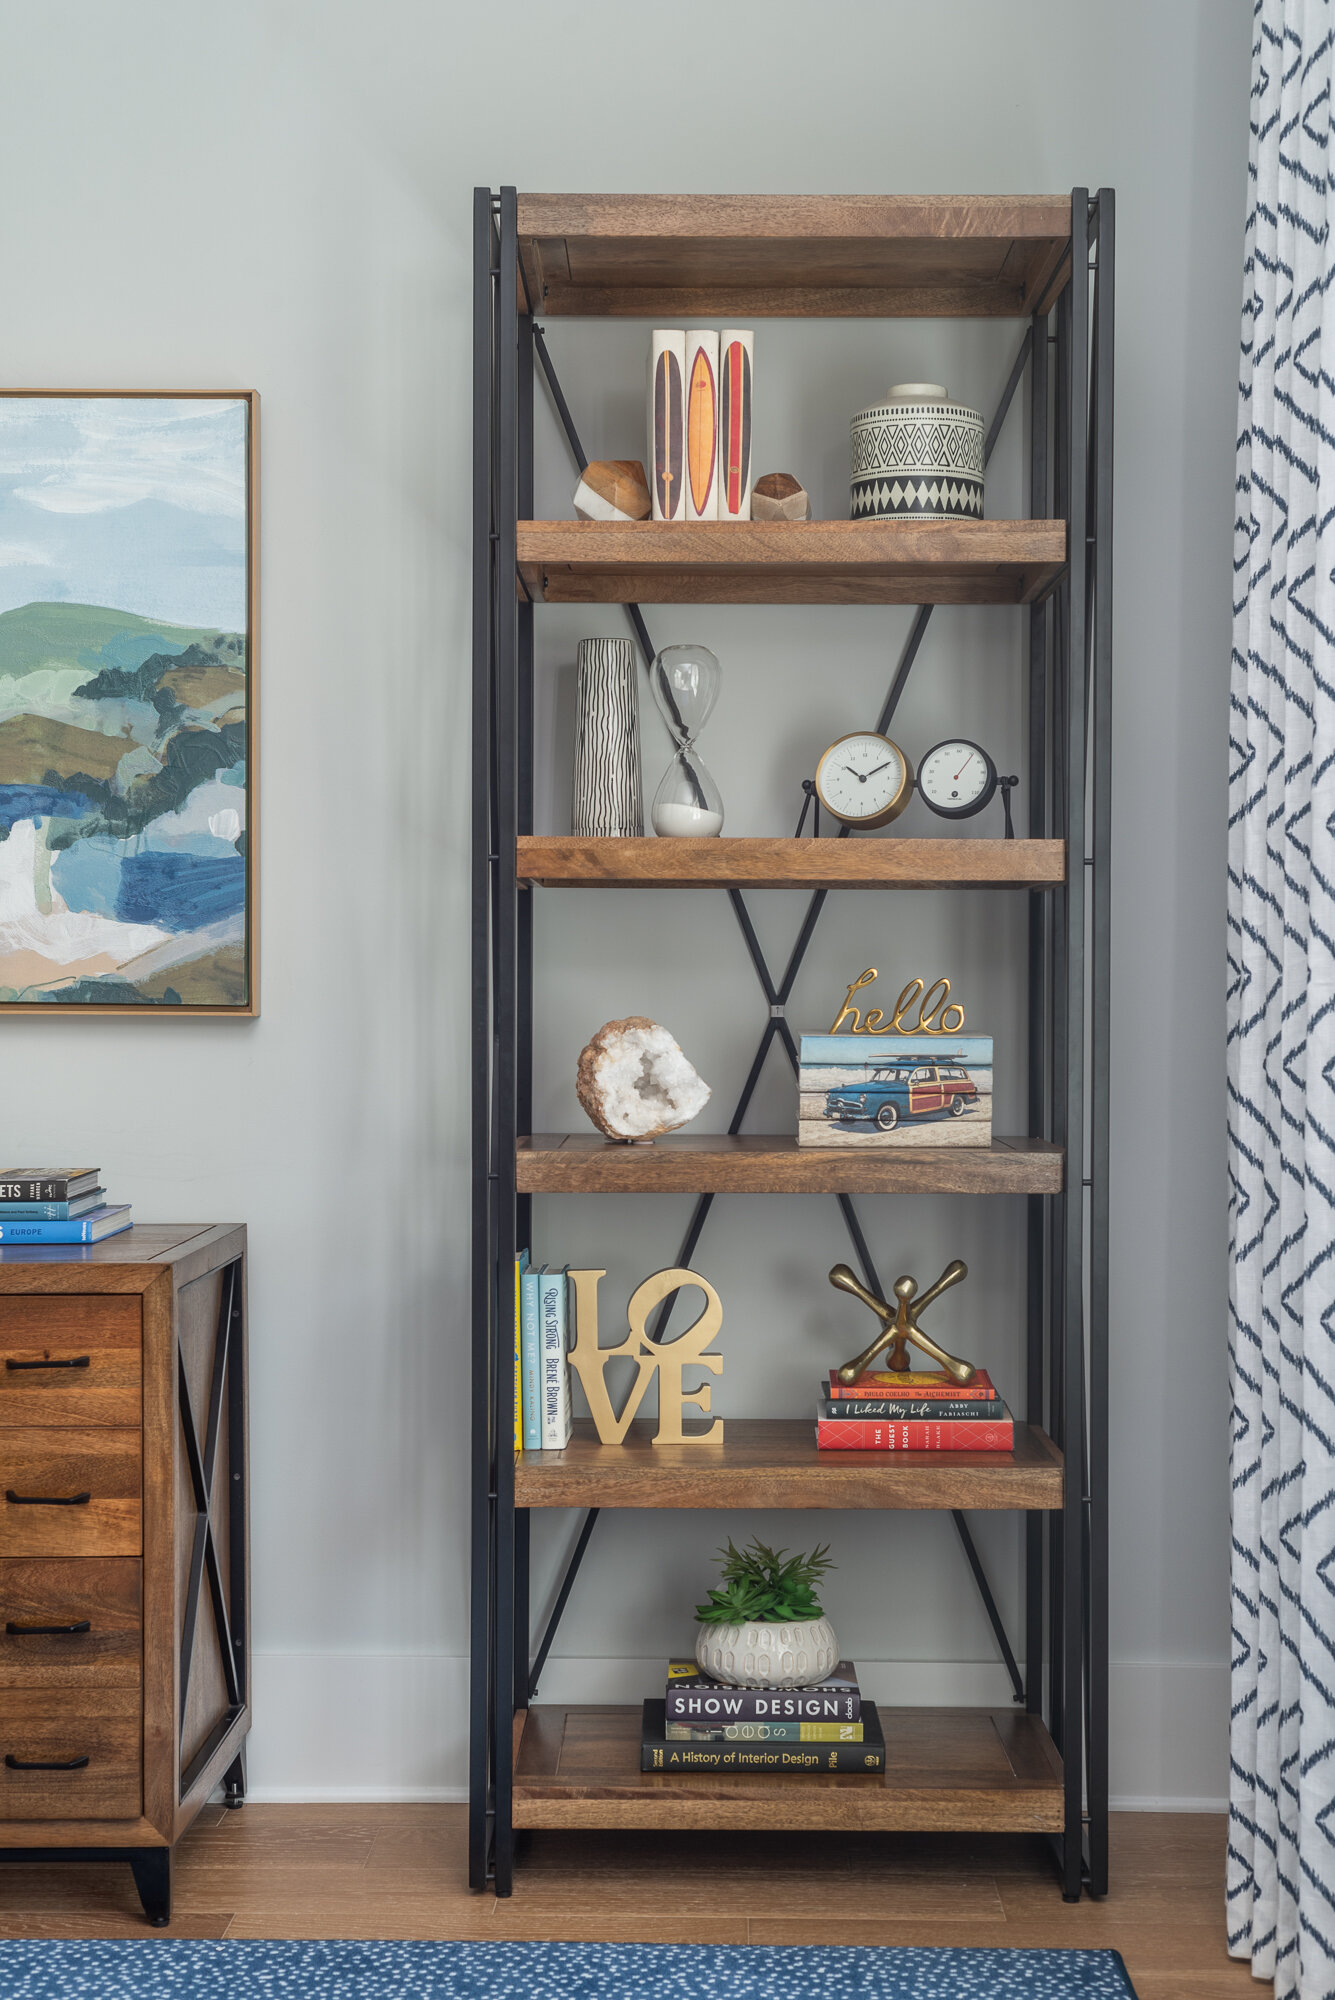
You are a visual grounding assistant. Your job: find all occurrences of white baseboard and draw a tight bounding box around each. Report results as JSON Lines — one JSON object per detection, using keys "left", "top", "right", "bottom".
{"left": 245, "top": 1651, "right": 1229, "bottom": 1810}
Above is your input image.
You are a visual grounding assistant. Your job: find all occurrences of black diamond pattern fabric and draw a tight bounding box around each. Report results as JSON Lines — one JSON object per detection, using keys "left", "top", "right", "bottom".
{"left": 1228, "top": 6, "right": 1335, "bottom": 1994}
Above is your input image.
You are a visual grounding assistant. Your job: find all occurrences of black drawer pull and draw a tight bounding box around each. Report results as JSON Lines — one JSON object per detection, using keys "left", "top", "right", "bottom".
{"left": 5, "top": 1621, "right": 91, "bottom": 1636}
{"left": 5, "top": 1357, "right": 90, "bottom": 1371}
{"left": 4, "top": 1491, "right": 91, "bottom": 1507}
{"left": 4, "top": 1753, "right": 89, "bottom": 1771}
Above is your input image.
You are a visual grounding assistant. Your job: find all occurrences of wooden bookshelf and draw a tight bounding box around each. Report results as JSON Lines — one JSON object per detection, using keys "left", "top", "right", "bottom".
{"left": 512, "top": 1703, "right": 1065, "bottom": 1832}
{"left": 515, "top": 1419, "right": 1063, "bottom": 1512}
{"left": 517, "top": 1134, "right": 1063, "bottom": 1196}
{"left": 516, "top": 194, "right": 1072, "bottom": 320}
{"left": 516, "top": 519, "right": 1066, "bottom": 607}
{"left": 516, "top": 836, "right": 1064, "bottom": 892}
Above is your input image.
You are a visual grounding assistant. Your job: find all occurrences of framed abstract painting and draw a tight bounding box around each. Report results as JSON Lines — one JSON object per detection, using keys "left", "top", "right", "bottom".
{"left": 0, "top": 391, "right": 257, "bottom": 1014}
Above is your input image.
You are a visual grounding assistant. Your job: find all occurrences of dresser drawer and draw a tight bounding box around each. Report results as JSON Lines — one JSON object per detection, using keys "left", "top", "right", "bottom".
{"left": 0, "top": 1558, "right": 140, "bottom": 1686}
{"left": 0, "top": 1687, "right": 141, "bottom": 1820}
{"left": 0, "top": 1430, "right": 141, "bottom": 1556}
{"left": 0, "top": 1297, "right": 140, "bottom": 1426}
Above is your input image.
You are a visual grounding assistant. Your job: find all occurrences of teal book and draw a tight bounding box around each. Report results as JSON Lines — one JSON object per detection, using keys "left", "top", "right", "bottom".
{"left": 0, "top": 1191, "right": 103, "bottom": 1220}
{"left": 0, "top": 1205, "right": 131, "bottom": 1244}
{"left": 538, "top": 1267, "right": 571, "bottom": 1450}
{"left": 520, "top": 1264, "right": 544, "bottom": 1451}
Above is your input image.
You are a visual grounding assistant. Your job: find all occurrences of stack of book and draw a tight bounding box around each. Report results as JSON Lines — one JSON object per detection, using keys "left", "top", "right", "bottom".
{"left": 640, "top": 1658, "right": 885, "bottom": 1773}
{"left": 514, "top": 1251, "right": 573, "bottom": 1452}
{"left": 815, "top": 1367, "right": 1014, "bottom": 1451}
{"left": 0, "top": 1168, "right": 131, "bottom": 1245}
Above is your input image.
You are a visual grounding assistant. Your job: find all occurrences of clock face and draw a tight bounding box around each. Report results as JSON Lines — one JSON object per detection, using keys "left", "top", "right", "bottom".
{"left": 815, "top": 732, "right": 913, "bottom": 828}
{"left": 918, "top": 738, "right": 997, "bottom": 818}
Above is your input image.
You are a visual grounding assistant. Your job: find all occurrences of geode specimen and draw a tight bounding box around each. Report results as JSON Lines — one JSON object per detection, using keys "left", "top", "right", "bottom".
{"left": 576, "top": 1016, "right": 711, "bottom": 1142}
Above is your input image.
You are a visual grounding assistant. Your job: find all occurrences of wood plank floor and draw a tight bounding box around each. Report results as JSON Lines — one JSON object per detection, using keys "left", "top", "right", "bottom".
{"left": 0, "top": 1806, "right": 1255, "bottom": 1998}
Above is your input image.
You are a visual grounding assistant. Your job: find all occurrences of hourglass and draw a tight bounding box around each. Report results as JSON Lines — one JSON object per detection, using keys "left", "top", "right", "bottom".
{"left": 650, "top": 644, "right": 725, "bottom": 837}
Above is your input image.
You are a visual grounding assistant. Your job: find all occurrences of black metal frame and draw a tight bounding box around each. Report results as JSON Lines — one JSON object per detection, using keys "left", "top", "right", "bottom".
{"left": 471, "top": 186, "right": 1112, "bottom": 1902}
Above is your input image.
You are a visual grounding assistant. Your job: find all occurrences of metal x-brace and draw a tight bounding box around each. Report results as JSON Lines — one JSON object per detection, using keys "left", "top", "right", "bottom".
{"left": 524, "top": 307, "right": 1033, "bottom": 1705}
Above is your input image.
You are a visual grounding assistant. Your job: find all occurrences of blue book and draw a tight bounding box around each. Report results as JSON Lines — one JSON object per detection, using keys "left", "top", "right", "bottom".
{"left": 0, "top": 1192, "right": 104, "bottom": 1220}
{"left": 538, "top": 1267, "right": 572, "bottom": 1450}
{"left": 0, "top": 1205, "right": 132, "bottom": 1244}
{"left": 520, "top": 1265, "right": 544, "bottom": 1450}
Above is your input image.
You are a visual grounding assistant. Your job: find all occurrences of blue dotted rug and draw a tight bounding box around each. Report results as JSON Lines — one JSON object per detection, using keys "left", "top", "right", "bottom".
{"left": 0, "top": 1940, "right": 1138, "bottom": 1997}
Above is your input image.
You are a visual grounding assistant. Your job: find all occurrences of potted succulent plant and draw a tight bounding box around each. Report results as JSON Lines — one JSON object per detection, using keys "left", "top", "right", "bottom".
{"left": 693, "top": 1536, "right": 839, "bottom": 1689}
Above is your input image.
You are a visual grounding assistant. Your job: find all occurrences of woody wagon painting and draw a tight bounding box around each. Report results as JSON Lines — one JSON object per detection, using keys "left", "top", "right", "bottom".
{"left": 798, "top": 1034, "right": 994, "bottom": 1147}
{"left": 0, "top": 392, "right": 256, "bottom": 1013}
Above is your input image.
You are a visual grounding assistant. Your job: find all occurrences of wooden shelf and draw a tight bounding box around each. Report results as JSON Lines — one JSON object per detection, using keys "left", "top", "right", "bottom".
{"left": 517, "top": 520, "right": 1066, "bottom": 607}
{"left": 516, "top": 194, "right": 1072, "bottom": 320}
{"left": 515, "top": 1418, "right": 1064, "bottom": 1512}
{"left": 512, "top": 1703, "right": 1065, "bottom": 1831}
{"left": 518, "top": 1134, "right": 1062, "bottom": 1197}
{"left": 517, "top": 836, "right": 1064, "bottom": 892}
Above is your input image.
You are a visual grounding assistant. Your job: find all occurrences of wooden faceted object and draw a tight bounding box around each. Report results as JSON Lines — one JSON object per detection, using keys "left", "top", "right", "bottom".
{"left": 573, "top": 459, "right": 651, "bottom": 524}
{"left": 567, "top": 1266, "right": 724, "bottom": 1445}
{"left": 576, "top": 1016, "right": 710, "bottom": 1141}
{"left": 751, "top": 473, "right": 811, "bottom": 522}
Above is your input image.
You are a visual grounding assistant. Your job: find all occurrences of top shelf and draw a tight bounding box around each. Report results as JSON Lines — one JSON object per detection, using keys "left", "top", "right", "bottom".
{"left": 516, "top": 194, "right": 1072, "bottom": 319}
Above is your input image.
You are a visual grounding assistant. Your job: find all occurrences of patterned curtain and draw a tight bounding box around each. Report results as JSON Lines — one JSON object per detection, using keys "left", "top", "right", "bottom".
{"left": 1229, "top": 5, "right": 1335, "bottom": 1993}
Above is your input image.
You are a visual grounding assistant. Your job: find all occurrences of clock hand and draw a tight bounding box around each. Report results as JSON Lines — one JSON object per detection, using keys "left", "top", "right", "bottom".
{"left": 844, "top": 765, "right": 868, "bottom": 783}
{"left": 862, "top": 761, "right": 893, "bottom": 778}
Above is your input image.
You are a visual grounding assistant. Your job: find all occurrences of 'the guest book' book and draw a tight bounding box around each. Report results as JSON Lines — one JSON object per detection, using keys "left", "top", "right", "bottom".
{"left": 816, "top": 1411, "right": 1014, "bottom": 1451}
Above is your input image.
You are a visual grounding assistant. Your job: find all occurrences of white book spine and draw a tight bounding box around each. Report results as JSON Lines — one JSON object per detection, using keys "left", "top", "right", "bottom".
{"left": 719, "top": 329, "right": 754, "bottom": 520}
{"left": 683, "top": 328, "right": 720, "bottom": 521}
{"left": 540, "top": 1269, "right": 573, "bottom": 1449}
{"left": 649, "top": 329, "right": 686, "bottom": 521}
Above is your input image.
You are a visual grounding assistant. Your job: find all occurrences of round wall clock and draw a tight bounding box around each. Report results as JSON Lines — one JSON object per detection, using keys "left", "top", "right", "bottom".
{"left": 814, "top": 730, "right": 914, "bottom": 829}
{"left": 917, "top": 737, "right": 998, "bottom": 819}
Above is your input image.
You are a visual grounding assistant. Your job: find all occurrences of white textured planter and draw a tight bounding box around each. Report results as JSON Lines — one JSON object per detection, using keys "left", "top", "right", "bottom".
{"left": 694, "top": 1616, "right": 839, "bottom": 1689}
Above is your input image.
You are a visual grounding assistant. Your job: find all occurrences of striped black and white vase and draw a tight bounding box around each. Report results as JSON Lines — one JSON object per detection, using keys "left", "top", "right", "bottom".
{"left": 571, "top": 638, "right": 643, "bottom": 837}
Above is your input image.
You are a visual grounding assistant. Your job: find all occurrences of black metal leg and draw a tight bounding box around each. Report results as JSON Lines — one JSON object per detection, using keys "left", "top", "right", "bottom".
{"left": 223, "top": 1745, "right": 246, "bottom": 1809}
{"left": 130, "top": 1846, "right": 172, "bottom": 1927}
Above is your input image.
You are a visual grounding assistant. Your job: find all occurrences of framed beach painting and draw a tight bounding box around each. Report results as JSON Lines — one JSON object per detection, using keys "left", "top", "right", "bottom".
{"left": 0, "top": 391, "right": 256, "bottom": 1014}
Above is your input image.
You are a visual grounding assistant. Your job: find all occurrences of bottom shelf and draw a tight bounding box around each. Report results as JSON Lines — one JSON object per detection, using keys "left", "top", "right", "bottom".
{"left": 513, "top": 1703, "right": 1064, "bottom": 1833}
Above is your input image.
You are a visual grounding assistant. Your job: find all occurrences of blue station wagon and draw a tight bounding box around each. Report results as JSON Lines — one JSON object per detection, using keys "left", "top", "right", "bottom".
{"left": 824, "top": 1056, "right": 979, "bottom": 1132}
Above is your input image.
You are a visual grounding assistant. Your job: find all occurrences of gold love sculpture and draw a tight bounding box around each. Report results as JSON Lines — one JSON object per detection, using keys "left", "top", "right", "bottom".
{"left": 567, "top": 1267, "right": 724, "bottom": 1446}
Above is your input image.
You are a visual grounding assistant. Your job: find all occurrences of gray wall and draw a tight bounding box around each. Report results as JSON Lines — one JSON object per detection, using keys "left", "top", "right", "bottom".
{"left": 0, "top": 0, "right": 1250, "bottom": 1804}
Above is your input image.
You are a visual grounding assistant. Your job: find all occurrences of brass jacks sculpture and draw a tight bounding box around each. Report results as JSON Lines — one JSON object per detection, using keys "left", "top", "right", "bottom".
{"left": 829, "top": 1260, "right": 978, "bottom": 1386}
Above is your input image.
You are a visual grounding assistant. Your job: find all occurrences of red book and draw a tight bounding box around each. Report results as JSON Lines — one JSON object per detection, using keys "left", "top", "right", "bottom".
{"left": 816, "top": 1411, "right": 1014, "bottom": 1451}
{"left": 826, "top": 1369, "right": 998, "bottom": 1401}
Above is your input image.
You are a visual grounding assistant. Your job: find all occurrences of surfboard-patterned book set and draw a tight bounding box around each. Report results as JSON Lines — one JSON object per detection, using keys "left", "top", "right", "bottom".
{"left": 649, "top": 328, "right": 753, "bottom": 522}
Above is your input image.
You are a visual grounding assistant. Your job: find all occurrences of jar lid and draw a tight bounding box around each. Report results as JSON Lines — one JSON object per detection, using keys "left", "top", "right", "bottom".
{"left": 888, "top": 383, "right": 948, "bottom": 401}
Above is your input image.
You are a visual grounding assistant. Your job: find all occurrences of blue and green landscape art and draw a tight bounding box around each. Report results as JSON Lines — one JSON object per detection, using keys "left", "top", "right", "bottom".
{"left": 0, "top": 395, "right": 252, "bottom": 1007}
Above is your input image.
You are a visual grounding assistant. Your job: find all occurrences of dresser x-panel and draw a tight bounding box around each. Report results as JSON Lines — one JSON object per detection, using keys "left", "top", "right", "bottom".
{"left": 524, "top": 312, "right": 1036, "bottom": 1707}
{"left": 176, "top": 1257, "right": 246, "bottom": 1790}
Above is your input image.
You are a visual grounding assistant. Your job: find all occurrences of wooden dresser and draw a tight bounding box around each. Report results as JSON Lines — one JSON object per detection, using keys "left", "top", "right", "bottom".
{"left": 0, "top": 1225, "right": 248, "bottom": 1925}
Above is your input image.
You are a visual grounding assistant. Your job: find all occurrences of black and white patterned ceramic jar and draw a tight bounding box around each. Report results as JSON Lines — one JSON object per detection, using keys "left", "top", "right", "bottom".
{"left": 849, "top": 382, "right": 985, "bottom": 521}
{"left": 571, "top": 637, "right": 643, "bottom": 837}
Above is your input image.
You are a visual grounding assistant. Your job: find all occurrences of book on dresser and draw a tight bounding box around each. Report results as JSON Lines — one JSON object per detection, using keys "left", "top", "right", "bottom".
{"left": 0, "top": 1205, "right": 133, "bottom": 1244}
{"left": 0, "top": 1168, "right": 101, "bottom": 1202}
{"left": 0, "top": 1168, "right": 130, "bottom": 1241}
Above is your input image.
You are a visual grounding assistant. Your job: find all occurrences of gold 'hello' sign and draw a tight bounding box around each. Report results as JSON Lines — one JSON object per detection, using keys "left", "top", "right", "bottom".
{"left": 568, "top": 1267, "right": 724, "bottom": 1446}
{"left": 829, "top": 970, "right": 965, "bottom": 1036}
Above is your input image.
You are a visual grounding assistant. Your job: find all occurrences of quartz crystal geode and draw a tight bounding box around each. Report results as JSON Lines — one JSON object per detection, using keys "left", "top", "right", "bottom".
{"left": 575, "top": 1016, "right": 711, "bottom": 1142}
